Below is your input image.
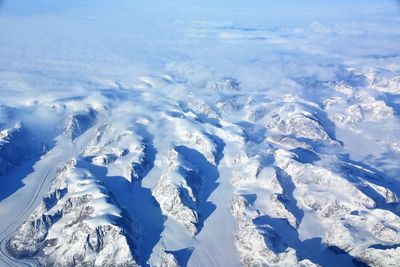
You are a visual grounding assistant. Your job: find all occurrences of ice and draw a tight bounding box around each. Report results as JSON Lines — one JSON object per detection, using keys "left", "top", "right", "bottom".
{"left": 0, "top": 1, "right": 399, "bottom": 266}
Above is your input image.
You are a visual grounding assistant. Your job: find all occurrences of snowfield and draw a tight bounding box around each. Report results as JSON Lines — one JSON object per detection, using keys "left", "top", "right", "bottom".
{"left": 0, "top": 0, "right": 400, "bottom": 266}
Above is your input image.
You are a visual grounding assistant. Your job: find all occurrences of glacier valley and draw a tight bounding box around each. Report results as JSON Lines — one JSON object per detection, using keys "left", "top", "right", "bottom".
{"left": 0, "top": 1, "right": 399, "bottom": 266}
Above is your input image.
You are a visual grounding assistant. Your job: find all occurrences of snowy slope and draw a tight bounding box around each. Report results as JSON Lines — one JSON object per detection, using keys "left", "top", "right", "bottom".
{"left": 0, "top": 1, "right": 400, "bottom": 267}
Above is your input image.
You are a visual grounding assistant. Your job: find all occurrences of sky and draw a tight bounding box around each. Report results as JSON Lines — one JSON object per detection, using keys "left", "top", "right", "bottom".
{"left": 0, "top": 0, "right": 399, "bottom": 101}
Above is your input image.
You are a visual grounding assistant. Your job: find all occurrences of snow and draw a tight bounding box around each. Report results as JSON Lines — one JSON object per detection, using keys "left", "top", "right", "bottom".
{"left": 0, "top": 0, "right": 400, "bottom": 266}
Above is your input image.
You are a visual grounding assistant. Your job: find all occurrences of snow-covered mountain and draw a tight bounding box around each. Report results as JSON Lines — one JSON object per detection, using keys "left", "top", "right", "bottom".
{"left": 0, "top": 1, "right": 399, "bottom": 266}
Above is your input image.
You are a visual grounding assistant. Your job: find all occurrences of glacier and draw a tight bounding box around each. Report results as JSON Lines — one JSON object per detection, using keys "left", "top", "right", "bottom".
{"left": 0, "top": 0, "right": 399, "bottom": 266}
